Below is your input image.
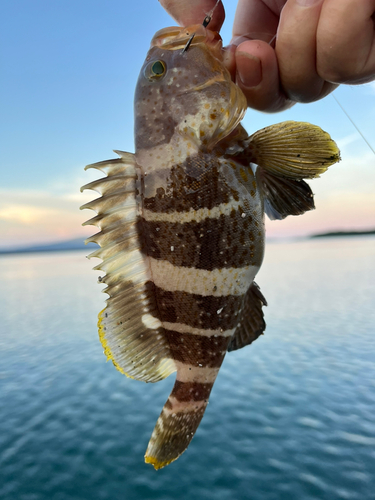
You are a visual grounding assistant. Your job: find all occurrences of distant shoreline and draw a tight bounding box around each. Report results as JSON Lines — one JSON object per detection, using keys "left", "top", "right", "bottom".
{"left": 310, "top": 229, "right": 375, "bottom": 238}
{"left": 1, "top": 230, "right": 374, "bottom": 256}
{"left": 0, "top": 238, "right": 98, "bottom": 256}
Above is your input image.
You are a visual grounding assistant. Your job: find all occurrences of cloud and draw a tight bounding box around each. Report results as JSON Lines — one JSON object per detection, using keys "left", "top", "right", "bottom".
{"left": 0, "top": 204, "right": 59, "bottom": 224}
{"left": 0, "top": 185, "right": 96, "bottom": 249}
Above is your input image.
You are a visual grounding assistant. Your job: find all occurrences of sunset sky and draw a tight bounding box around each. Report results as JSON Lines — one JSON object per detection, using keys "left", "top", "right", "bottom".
{"left": 1, "top": 0, "right": 375, "bottom": 250}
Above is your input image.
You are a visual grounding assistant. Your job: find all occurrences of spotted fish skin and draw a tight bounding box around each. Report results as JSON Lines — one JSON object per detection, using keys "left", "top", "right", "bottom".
{"left": 138, "top": 149, "right": 265, "bottom": 467}
{"left": 81, "top": 24, "right": 340, "bottom": 469}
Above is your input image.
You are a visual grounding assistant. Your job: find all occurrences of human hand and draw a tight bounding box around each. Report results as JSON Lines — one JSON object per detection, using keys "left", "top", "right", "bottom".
{"left": 159, "top": 0, "right": 375, "bottom": 112}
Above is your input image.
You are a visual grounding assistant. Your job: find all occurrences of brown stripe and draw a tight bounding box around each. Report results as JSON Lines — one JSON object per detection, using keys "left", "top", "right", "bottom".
{"left": 141, "top": 153, "right": 236, "bottom": 213}
{"left": 171, "top": 380, "right": 213, "bottom": 402}
{"left": 164, "top": 399, "right": 173, "bottom": 410}
{"left": 146, "top": 281, "right": 244, "bottom": 330}
{"left": 165, "top": 330, "right": 229, "bottom": 368}
{"left": 138, "top": 208, "right": 263, "bottom": 270}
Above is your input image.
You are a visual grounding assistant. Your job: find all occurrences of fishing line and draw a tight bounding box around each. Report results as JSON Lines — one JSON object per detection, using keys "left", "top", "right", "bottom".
{"left": 205, "top": 0, "right": 221, "bottom": 24}
{"left": 182, "top": 0, "right": 220, "bottom": 53}
{"left": 332, "top": 93, "right": 375, "bottom": 155}
{"left": 266, "top": 35, "right": 374, "bottom": 156}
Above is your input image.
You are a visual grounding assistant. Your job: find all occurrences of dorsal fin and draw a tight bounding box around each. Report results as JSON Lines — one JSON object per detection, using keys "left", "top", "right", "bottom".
{"left": 80, "top": 151, "right": 176, "bottom": 382}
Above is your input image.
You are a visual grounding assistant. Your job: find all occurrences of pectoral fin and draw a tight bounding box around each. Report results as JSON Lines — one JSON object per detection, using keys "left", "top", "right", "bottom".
{"left": 228, "top": 282, "right": 267, "bottom": 352}
{"left": 241, "top": 121, "right": 340, "bottom": 220}
{"left": 247, "top": 121, "right": 340, "bottom": 180}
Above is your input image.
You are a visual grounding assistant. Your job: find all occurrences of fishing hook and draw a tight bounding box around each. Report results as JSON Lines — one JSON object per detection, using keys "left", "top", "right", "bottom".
{"left": 182, "top": 11, "right": 213, "bottom": 53}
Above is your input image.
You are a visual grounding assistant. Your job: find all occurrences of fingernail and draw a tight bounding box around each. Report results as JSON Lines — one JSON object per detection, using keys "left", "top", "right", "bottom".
{"left": 236, "top": 52, "right": 262, "bottom": 88}
{"left": 296, "top": 0, "right": 322, "bottom": 6}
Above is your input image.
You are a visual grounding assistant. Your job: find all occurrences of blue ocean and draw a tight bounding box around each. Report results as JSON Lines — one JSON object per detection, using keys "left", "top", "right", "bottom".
{"left": 1, "top": 236, "right": 374, "bottom": 500}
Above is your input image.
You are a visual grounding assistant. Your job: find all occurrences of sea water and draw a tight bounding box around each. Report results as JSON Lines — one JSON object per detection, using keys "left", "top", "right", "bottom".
{"left": 1, "top": 236, "right": 374, "bottom": 500}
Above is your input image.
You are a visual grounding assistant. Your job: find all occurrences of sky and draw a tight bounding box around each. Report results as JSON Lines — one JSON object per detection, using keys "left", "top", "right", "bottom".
{"left": 1, "top": 0, "right": 375, "bottom": 250}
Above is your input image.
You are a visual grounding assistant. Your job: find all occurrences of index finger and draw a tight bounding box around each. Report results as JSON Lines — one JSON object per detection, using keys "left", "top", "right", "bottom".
{"left": 159, "top": 0, "right": 225, "bottom": 32}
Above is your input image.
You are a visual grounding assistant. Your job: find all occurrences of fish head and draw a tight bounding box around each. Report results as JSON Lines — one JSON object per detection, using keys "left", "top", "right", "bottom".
{"left": 134, "top": 25, "right": 247, "bottom": 159}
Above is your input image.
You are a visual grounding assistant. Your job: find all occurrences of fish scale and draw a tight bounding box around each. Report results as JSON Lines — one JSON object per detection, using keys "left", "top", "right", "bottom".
{"left": 81, "top": 23, "right": 340, "bottom": 469}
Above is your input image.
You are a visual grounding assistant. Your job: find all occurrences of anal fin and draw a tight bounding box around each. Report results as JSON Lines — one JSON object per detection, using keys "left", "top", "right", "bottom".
{"left": 228, "top": 282, "right": 267, "bottom": 352}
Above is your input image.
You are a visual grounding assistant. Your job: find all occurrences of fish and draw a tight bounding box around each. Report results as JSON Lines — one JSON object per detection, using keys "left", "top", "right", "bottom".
{"left": 80, "top": 23, "right": 340, "bottom": 469}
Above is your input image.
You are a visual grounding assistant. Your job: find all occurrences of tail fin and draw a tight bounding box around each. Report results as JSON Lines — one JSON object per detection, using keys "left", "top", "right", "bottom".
{"left": 145, "top": 366, "right": 218, "bottom": 469}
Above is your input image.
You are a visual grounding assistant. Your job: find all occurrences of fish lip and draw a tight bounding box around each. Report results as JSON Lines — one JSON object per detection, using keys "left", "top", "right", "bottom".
{"left": 150, "top": 24, "right": 223, "bottom": 58}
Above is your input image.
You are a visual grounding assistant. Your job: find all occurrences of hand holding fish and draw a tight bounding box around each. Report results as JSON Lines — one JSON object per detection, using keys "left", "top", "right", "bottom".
{"left": 160, "top": 0, "right": 375, "bottom": 112}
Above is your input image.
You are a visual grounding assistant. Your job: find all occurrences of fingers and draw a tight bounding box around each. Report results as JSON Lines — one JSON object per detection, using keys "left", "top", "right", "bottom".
{"left": 160, "top": 0, "right": 293, "bottom": 111}
{"left": 159, "top": 0, "right": 375, "bottom": 112}
{"left": 159, "top": 0, "right": 225, "bottom": 32}
{"left": 232, "top": 0, "right": 284, "bottom": 43}
{"left": 277, "top": 0, "right": 337, "bottom": 102}
{"left": 230, "top": 0, "right": 293, "bottom": 112}
{"left": 234, "top": 40, "right": 294, "bottom": 112}
{"left": 317, "top": 0, "right": 375, "bottom": 84}
{"left": 276, "top": 0, "right": 375, "bottom": 101}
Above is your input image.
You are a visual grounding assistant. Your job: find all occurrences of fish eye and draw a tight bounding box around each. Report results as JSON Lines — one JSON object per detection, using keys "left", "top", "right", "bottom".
{"left": 151, "top": 60, "right": 166, "bottom": 76}
{"left": 144, "top": 60, "right": 166, "bottom": 81}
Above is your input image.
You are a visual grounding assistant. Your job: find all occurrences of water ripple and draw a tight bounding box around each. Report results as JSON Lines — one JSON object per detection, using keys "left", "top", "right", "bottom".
{"left": 1, "top": 239, "right": 375, "bottom": 500}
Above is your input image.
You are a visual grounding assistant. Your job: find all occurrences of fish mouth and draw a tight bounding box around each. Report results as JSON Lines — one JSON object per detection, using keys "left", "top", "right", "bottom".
{"left": 150, "top": 25, "right": 223, "bottom": 59}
